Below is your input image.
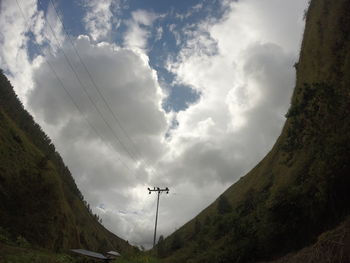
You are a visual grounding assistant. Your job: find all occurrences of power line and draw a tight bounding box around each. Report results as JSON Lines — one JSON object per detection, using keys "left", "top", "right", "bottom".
{"left": 47, "top": 0, "right": 160, "bottom": 174}
{"left": 44, "top": 61, "right": 135, "bottom": 172}
{"left": 14, "top": 0, "right": 134, "bottom": 173}
{"left": 48, "top": 0, "right": 141, "bottom": 160}
{"left": 21, "top": 0, "right": 164, "bottom": 181}
{"left": 36, "top": 0, "right": 138, "bottom": 163}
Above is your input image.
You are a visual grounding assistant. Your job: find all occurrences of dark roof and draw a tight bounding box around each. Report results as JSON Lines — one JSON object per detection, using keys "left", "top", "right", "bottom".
{"left": 107, "top": 251, "right": 121, "bottom": 256}
{"left": 70, "top": 249, "right": 109, "bottom": 260}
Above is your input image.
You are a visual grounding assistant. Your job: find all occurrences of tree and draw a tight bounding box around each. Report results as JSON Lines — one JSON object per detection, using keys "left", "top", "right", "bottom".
{"left": 194, "top": 219, "right": 201, "bottom": 236}
{"left": 157, "top": 235, "right": 165, "bottom": 257}
{"left": 171, "top": 232, "right": 183, "bottom": 250}
{"left": 204, "top": 215, "right": 211, "bottom": 225}
{"left": 217, "top": 195, "right": 232, "bottom": 214}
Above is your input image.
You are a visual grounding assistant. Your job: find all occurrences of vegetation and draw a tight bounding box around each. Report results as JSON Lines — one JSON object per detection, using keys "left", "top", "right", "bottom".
{"left": 217, "top": 194, "right": 232, "bottom": 214}
{"left": 116, "top": 254, "right": 160, "bottom": 263}
{"left": 1, "top": 0, "right": 350, "bottom": 262}
{"left": 0, "top": 232, "right": 78, "bottom": 263}
{"left": 0, "top": 247, "right": 79, "bottom": 263}
{"left": 0, "top": 71, "right": 134, "bottom": 254}
{"left": 156, "top": 0, "right": 350, "bottom": 262}
{"left": 261, "top": 216, "right": 350, "bottom": 263}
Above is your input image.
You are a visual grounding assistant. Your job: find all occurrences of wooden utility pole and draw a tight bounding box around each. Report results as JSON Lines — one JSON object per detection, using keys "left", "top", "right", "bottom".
{"left": 148, "top": 187, "right": 169, "bottom": 248}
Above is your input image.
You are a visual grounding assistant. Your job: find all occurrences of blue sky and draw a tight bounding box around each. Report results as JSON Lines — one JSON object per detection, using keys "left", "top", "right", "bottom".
{"left": 1, "top": 0, "right": 309, "bottom": 248}
{"left": 30, "top": 0, "right": 226, "bottom": 112}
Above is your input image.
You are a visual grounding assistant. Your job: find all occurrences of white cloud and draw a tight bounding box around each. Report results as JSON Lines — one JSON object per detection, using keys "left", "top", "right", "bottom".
{"left": 123, "top": 10, "right": 159, "bottom": 50}
{"left": 164, "top": 0, "right": 308, "bottom": 186}
{"left": 83, "top": 0, "right": 115, "bottom": 42}
{"left": 29, "top": 35, "right": 167, "bottom": 161}
{"left": 155, "top": 26, "right": 163, "bottom": 41}
{"left": 131, "top": 10, "right": 158, "bottom": 26}
{"left": 0, "top": 0, "right": 309, "bottom": 250}
{"left": 27, "top": 36, "right": 169, "bottom": 247}
{"left": 119, "top": 0, "right": 306, "bottom": 247}
{"left": 149, "top": 0, "right": 307, "bottom": 242}
{"left": 0, "top": 0, "right": 65, "bottom": 103}
{"left": 0, "top": 0, "right": 39, "bottom": 102}
{"left": 1, "top": 1, "right": 169, "bottom": 248}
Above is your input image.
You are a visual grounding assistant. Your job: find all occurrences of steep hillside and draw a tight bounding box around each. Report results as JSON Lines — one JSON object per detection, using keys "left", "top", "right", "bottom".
{"left": 159, "top": 0, "right": 350, "bottom": 262}
{"left": 259, "top": 216, "right": 350, "bottom": 263}
{"left": 0, "top": 70, "right": 134, "bottom": 254}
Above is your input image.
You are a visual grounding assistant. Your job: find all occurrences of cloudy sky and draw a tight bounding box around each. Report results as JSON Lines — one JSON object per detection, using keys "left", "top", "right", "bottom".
{"left": 0, "top": 0, "right": 308, "bottom": 248}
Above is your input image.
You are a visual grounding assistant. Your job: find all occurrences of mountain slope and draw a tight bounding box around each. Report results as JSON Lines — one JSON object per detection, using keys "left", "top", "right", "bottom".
{"left": 0, "top": 70, "right": 134, "bottom": 254}
{"left": 159, "top": 0, "right": 350, "bottom": 262}
{"left": 259, "top": 216, "right": 350, "bottom": 263}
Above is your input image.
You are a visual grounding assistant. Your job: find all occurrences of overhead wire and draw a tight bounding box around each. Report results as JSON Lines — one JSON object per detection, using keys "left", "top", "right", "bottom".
{"left": 35, "top": 0, "right": 138, "bottom": 163}
{"left": 14, "top": 0, "right": 134, "bottom": 173}
{"left": 48, "top": 0, "right": 141, "bottom": 161}
{"left": 16, "top": 0, "right": 168, "bottom": 235}
{"left": 47, "top": 0, "right": 161, "bottom": 177}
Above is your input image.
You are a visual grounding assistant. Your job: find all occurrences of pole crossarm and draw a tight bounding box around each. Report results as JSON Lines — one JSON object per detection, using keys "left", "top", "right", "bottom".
{"left": 148, "top": 187, "right": 169, "bottom": 194}
{"left": 148, "top": 186, "right": 169, "bottom": 248}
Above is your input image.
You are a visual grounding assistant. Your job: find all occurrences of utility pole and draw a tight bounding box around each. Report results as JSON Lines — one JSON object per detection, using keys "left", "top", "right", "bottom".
{"left": 148, "top": 187, "right": 169, "bottom": 248}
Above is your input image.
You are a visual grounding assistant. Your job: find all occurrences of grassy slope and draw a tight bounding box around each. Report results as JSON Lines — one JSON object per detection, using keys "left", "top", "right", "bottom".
{"left": 259, "top": 216, "right": 350, "bottom": 263}
{"left": 0, "top": 244, "right": 79, "bottom": 263}
{"left": 159, "top": 0, "right": 350, "bottom": 262}
{"left": 0, "top": 72, "right": 135, "bottom": 256}
{"left": 0, "top": 244, "right": 159, "bottom": 263}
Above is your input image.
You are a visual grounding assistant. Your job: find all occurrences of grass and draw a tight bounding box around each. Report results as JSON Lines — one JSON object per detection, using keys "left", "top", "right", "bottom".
{"left": 0, "top": 253, "right": 160, "bottom": 263}
{"left": 0, "top": 244, "right": 79, "bottom": 263}
{"left": 0, "top": 242, "right": 159, "bottom": 263}
{"left": 115, "top": 255, "right": 160, "bottom": 263}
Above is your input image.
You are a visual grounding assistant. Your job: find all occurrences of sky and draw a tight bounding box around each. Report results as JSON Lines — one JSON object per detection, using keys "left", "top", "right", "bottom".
{"left": 0, "top": 0, "right": 309, "bottom": 249}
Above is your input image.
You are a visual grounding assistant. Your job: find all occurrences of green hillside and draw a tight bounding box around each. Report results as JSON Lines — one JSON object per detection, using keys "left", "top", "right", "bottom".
{"left": 158, "top": 0, "right": 350, "bottom": 262}
{"left": 0, "top": 70, "right": 134, "bottom": 257}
